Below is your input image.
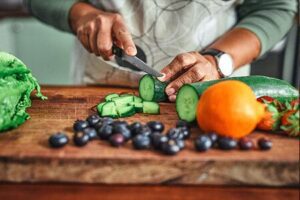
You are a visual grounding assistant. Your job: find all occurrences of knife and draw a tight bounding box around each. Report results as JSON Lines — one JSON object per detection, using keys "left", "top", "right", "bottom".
{"left": 112, "top": 45, "right": 163, "bottom": 77}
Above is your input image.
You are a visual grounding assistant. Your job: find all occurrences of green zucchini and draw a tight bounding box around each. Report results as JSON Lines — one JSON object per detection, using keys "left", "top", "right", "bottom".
{"left": 143, "top": 101, "right": 160, "bottom": 114}
{"left": 139, "top": 74, "right": 168, "bottom": 102}
{"left": 105, "top": 93, "right": 119, "bottom": 101}
{"left": 176, "top": 76, "right": 299, "bottom": 122}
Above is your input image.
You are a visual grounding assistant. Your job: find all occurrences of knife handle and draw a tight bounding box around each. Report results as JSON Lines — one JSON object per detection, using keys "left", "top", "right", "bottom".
{"left": 112, "top": 44, "right": 123, "bottom": 57}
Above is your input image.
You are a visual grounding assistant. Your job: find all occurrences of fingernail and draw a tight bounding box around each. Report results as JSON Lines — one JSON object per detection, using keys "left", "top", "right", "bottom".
{"left": 166, "top": 88, "right": 175, "bottom": 95}
{"left": 126, "top": 47, "right": 136, "bottom": 55}
{"left": 169, "top": 95, "right": 176, "bottom": 102}
{"left": 157, "top": 73, "right": 166, "bottom": 82}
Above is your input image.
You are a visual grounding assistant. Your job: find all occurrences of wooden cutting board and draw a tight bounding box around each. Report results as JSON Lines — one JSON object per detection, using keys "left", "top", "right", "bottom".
{"left": 0, "top": 86, "right": 299, "bottom": 186}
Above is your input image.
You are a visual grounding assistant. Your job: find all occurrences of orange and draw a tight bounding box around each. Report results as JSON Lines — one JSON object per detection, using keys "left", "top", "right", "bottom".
{"left": 196, "top": 80, "right": 265, "bottom": 138}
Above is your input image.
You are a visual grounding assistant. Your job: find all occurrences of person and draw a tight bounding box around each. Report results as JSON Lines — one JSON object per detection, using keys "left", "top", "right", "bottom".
{"left": 25, "top": 0, "right": 297, "bottom": 101}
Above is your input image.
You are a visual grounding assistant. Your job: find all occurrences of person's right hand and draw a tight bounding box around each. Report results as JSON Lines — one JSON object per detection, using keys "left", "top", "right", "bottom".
{"left": 70, "top": 2, "right": 137, "bottom": 60}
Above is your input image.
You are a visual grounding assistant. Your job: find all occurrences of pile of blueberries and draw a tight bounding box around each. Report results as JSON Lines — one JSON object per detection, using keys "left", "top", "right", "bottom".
{"left": 48, "top": 114, "right": 272, "bottom": 155}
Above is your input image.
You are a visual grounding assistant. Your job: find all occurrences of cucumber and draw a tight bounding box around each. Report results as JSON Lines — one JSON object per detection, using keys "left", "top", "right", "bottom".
{"left": 133, "top": 96, "right": 143, "bottom": 103}
{"left": 96, "top": 102, "right": 106, "bottom": 114}
{"left": 139, "top": 74, "right": 168, "bottom": 102}
{"left": 112, "top": 95, "right": 134, "bottom": 106}
{"left": 117, "top": 105, "right": 136, "bottom": 117}
{"left": 176, "top": 76, "right": 299, "bottom": 122}
{"left": 105, "top": 93, "right": 119, "bottom": 101}
{"left": 129, "top": 102, "right": 143, "bottom": 113}
{"left": 143, "top": 101, "right": 160, "bottom": 114}
{"left": 101, "top": 102, "right": 118, "bottom": 118}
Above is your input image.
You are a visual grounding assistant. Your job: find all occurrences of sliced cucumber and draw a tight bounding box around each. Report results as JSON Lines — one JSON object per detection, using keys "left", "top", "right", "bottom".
{"left": 112, "top": 95, "right": 134, "bottom": 106}
{"left": 101, "top": 102, "right": 118, "bottom": 118}
{"left": 120, "top": 94, "right": 133, "bottom": 97}
{"left": 117, "top": 105, "right": 136, "bottom": 117}
{"left": 133, "top": 96, "right": 143, "bottom": 103}
{"left": 176, "top": 85, "right": 199, "bottom": 122}
{"left": 129, "top": 102, "right": 143, "bottom": 113}
{"left": 143, "top": 101, "right": 160, "bottom": 114}
{"left": 96, "top": 102, "right": 106, "bottom": 114}
{"left": 105, "top": 93, "right": 119, "bottom": 101}
{"left": 139, "top": 74, "right": 168, "bottom": 102}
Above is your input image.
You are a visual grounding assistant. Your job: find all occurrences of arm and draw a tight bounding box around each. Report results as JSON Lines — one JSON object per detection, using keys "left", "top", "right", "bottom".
{"left": 24, "top": 0, "right": 80, "bottom": 32}
{"left": 25, "top": 0, "right": 137, "bottom": 59}
{"left": 160, "top": 0, "right": 297, "bottom": 101}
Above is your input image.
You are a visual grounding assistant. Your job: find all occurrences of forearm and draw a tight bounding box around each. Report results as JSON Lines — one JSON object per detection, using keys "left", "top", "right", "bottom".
{"left": 24, "top": 0, "right": 81, "bottom": 32}
{"left": 208, "top": 28, "right": 261, "bottom": 70}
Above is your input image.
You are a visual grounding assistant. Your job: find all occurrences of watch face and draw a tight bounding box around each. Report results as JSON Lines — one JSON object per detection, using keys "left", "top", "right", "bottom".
{"left": 218, "top": 54, "right": 233, "bottom": 77}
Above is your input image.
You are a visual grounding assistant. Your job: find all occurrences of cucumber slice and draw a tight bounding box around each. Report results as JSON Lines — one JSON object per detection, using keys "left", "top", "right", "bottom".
{"left": 117, "top": 105, "right": 136, "bottom": 117}
{"left": 143, "top": 101, "right": 160, "bottom": 114}
{"left": 120, "top": 94, "right": 133, "bottom": 97}
{"left": 129, "top": 102, "right": 143, "bottom": 113}
{"left": 112, "top": 95, "right": 134, "bottom": 106}
{"left": 139, "top": 74, "right": 168, "bottom": 102}
{"left": 96, "top": 102, "right": 106, "bottom": 114}
{"left": 101, "top": 102, "right": 118, "bottom": 118}
{"left": 176, "top": 85, "right": 199, "bottom": 122}
{"left": 176, "top": 75, "right": 299, "bottom": 122}
{"left": 105, "top": 93, "right": 119, "bottom": 101}
{"left": 133, "top": 96, "right": 143, "bottom": 103}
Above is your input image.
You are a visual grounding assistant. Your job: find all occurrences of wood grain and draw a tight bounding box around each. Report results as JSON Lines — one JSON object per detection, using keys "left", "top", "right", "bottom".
{"left": 0, "top": 183, "right": 299, "bottom": 200}
{"left": 0, "top": 86, "right": 299, "bottom": 186}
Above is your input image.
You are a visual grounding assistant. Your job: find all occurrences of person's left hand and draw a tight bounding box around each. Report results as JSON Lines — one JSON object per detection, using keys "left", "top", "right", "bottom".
{"left": 158, "top": 51, "right": 221, "bottom": 102}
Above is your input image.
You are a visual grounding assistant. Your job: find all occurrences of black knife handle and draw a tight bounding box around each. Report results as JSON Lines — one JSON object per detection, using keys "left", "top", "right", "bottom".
{"left": 112, "top": 44, "right": 123, "bottom": 57}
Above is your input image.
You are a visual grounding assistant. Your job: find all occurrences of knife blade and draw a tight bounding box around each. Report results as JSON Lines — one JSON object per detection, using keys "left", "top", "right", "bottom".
{"left": 112, "top": 45, "right": 163, "bottom": 77}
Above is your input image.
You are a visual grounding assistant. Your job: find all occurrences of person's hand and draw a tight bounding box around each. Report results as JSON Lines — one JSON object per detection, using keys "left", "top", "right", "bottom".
{"left": 70, "top": 3, "right": 136, "bottom": 60}
{"left": 158, "top": 52, "right": 220, "bottom": 102}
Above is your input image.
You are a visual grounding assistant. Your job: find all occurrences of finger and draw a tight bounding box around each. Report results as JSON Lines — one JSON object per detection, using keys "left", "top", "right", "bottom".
{"left": 168, "top": 95, "right": 177, "bottom": 102}
{"left": 88, "top": 22, "right": 100, "bottom": 56}
{"left": 96, "top": 17, "right": 113, "bottom": 59}
{"left": 165, "top": 63, "right": 205, "bottom": 95}
{"left": 113, "top": 19, "right": 136, "bottom": 56}
{"left": 158, "top": 53, "right": 197, "bottom": 82}
{"left": 77, "top": 26, "right": 92, "bottom": 53}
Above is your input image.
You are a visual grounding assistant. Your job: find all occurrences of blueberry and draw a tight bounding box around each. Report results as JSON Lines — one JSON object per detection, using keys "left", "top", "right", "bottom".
{"left": 73, "top": 131, "right": 90, "bottom": 147}
{"left": 97, "top": 125, "right": 113, "bottom": 140}
{"left": 48, "top": 132, "right": 69, "bottom": 148}
{"left": 238, "top": 137, "right": 254, "bottom": 150}
{"left": 150, "top": 132, "right": 168, "bottom": 150}
{"left": 176, "top": 120, "right": 190, "bottom": 129}
{"left": 167, "top": 128, "right": 184, "bottom": 140}
{"left": 113, "top": 125, "right": 131, "bottom": 140}
{"left": 113, "top": 120, "right": 128, "bottom": 127}
{"left": 83, "top": 127, "right": 98, "bottom": 140}
{"left": 178, "top": 127, "right": 191, "bottom": 140}
{"left": 86, "top": 114, "right": 101, "bottom": 127}
{"left": 129, "top": 122, "right": 143, "bottom": 136}
{"left": 73, "top": 120, "right": 89, "bottom": 132}
{"left": 161, "top": 140, "right": 180, "bottom": 155}
{"left": 175, "top": 139, "right": 185, "bottom": 150}
{"left": 258, "top": 138, "right": 272, "bottom": 150}
{"left": 102, "top": 117, "right": 114, "bottom": 125}
{"left": 146, "top": 121, "right": 164, "bottom": 133}
{"left": 132, "top": 134, "right": 151, "bottom": 150}
{"left": 194, "top": 135, "right": 212, "bottom": 152}
{"left": 136, "top": 126, "right": 152, "bottom": 137}
{"left": 93, "top": 121, "right": 103, "bottom": 129}
{"left": 206, "top": 132, "right": 218, "bottom": 144}
{"left": 109, "top": 133, "right": 125, "bottom": 147}
{"left": 217, "top": 137, "right": 237, "bottom": 150}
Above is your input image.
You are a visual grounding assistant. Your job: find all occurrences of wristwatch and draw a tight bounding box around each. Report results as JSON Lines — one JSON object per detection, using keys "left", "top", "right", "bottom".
{"left": 201, "top": 49, "right": 234, "bottom": 78}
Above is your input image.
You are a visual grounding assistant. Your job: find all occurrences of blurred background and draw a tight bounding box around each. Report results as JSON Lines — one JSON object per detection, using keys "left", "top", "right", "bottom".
{"left": 0, "top": 0, "right": 299, "bottom": 86}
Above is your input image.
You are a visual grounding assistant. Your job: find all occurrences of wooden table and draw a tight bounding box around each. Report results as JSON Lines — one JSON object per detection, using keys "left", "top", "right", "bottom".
{"left": 0, "top": 86, "right": 299, "bottom": 200}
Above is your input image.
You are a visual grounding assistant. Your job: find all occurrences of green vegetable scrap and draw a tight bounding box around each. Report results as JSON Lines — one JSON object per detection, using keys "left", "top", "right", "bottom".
{"left": 0, "top": 52, "right": 46, "bottom": 132}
